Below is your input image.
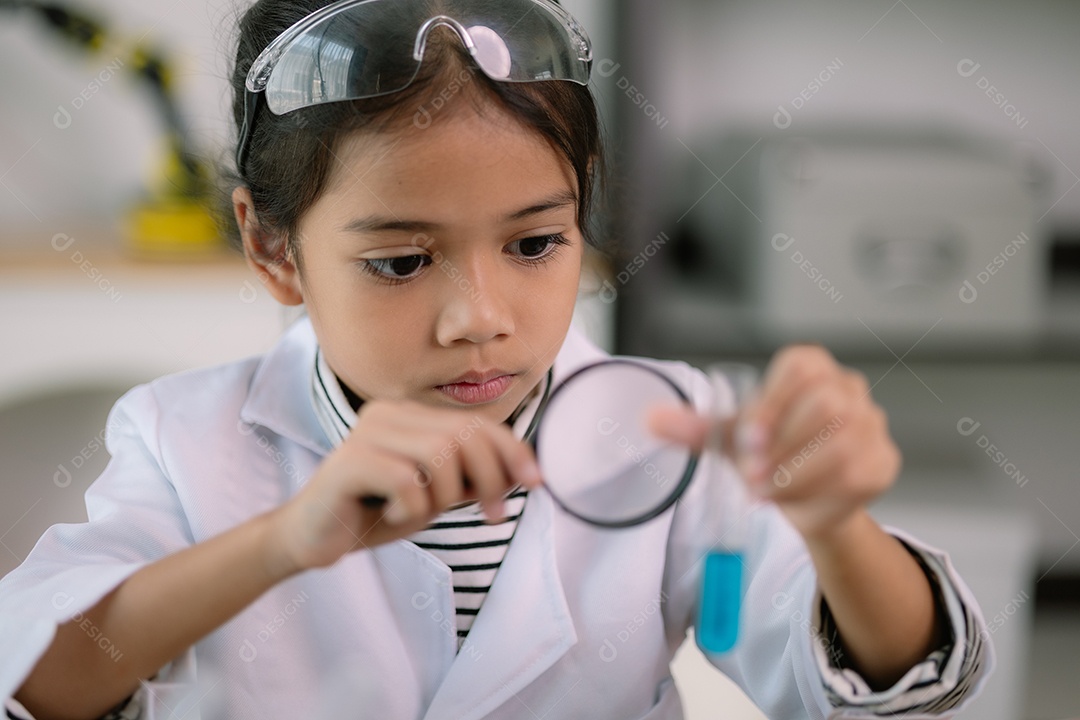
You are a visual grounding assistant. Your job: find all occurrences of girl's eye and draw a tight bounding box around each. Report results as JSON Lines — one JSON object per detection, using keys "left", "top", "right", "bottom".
{"left": 509, "top": 234, "right": 571, "bottom": 263}
{"left": 361, "top": 255, "right": 431, "bottom": 283}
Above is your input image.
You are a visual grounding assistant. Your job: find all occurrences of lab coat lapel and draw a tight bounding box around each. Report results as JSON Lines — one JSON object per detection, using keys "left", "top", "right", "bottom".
{"left": 238, "top": 316, "right": 333, "bottom": 457}
{"left": 422, "top": 488, "right": 577, "bottom": 720}
{"left": 368, "top": 539, "right": 459, "bottom": 710}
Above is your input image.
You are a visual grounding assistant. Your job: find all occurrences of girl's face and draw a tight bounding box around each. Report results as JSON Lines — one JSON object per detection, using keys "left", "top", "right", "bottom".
{"left": 251, "top": 103, "right": 584, "bottom": 425}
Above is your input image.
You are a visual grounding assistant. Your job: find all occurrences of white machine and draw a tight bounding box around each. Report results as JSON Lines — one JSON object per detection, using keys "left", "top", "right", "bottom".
{"left": 651, "top": 128, "right": 1049, "bottom": 356}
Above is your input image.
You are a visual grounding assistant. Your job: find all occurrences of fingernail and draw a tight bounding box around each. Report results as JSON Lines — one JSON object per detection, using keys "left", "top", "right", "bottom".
{"left": 745, "top": 477, "right": 769, "bottom": 499}
{"left": 385, "top": 501, "right": 409, "bottom": 525}
{"left": 484, "top": 501, "right": 505, "bottom": 524}
{"left": 771, "top": 464, "right": 793, "bottom": 490}
{"left": 737, "top": 422, "right": 767, "bottom": 456}
{"left": 519, "top": 460, "right": 542, "bottom": 488}
{"left": 741, "top": 453, "right": 770, "bottom": 484}
{"left": 669, "top": 410, "right": 700, "bottom": 439}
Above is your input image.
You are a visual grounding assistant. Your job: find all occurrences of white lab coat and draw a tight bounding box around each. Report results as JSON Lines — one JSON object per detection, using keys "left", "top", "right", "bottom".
{"left": 0, "top": 317, "right": 990, "bottom": 719}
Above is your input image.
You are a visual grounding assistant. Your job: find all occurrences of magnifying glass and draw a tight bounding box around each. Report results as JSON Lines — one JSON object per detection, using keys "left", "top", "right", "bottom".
{"left": 530, "top": 359, "right": 759, "bottom": 657}
{"left": 530, "top": 359, "right": 700, "bottom": 529}
{"left": 364, "top": 360, "right": 740, "bottom": 532}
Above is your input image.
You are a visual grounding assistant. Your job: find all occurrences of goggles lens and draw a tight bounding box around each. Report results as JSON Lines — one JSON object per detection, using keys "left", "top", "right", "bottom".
{"left": 247, "top": 0, "right": 593, "bottom": 116}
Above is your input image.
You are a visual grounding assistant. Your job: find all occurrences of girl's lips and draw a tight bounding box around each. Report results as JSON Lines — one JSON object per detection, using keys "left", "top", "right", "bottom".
{"left": 436, "top": 375, "right": 513, "bottom": 404}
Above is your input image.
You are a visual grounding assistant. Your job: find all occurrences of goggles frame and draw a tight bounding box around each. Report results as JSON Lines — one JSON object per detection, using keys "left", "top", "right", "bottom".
{"left": 235, "top": 0, "right": 593, "bottom": 176}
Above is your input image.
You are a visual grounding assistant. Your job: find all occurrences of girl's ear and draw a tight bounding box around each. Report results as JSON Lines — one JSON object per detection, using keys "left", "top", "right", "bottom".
{"left": 232, "top": 186, "right": 304, "bottom": 306}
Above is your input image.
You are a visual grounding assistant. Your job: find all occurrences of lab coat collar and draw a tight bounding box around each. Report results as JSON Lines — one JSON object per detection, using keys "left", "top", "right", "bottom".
{"left": 545, "top": 322, "right": 610, "bottom": 386}
{"left": 238, "top": 315, "right": 334, "bottom": 457}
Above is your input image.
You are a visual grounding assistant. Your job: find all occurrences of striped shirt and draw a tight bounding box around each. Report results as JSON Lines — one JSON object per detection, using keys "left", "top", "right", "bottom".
{"left": 409, "top": 488, "right": 530, "bottom": 646}
{"left": 310, "top": 348, "right": 549, "bottom": 650}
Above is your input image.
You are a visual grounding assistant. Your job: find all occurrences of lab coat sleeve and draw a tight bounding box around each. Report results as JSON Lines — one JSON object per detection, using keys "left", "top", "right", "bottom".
{"left": 809, "top": 528, "right": 995, "bottom": 716}
{"left": 658, "top": 361, "right": 993, "bottom": 720}
{"left": 0, "top": 382, "right": 199, "bottom": 716}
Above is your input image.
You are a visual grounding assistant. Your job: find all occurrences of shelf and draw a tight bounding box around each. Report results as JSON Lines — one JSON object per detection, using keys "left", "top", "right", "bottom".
{"left": 0, "top": 244, "right": 290, "bottom": 408}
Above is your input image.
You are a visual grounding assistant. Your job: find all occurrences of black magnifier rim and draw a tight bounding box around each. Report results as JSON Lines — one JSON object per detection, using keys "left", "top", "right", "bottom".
{"left": 532, "top": 358, "right": 700, "bottom": 529}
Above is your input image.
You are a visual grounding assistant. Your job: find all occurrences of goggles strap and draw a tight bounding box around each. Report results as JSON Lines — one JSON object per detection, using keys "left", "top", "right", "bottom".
{"left": 236, "top": 89, "right": 263, "bottom": 177}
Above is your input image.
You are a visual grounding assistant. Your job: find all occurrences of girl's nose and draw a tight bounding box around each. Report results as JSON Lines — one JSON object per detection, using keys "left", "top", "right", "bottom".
{"left": 434, "top": 256, "right": 515, "bottom": 346}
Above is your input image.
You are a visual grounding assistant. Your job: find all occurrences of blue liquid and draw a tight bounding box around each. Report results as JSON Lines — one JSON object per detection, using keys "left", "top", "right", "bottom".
{"left": 697, "top": 551, "right": 743, "bottom": 653}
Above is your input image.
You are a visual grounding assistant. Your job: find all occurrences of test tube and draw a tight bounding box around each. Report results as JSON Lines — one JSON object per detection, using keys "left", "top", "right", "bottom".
{"left": 696, "top": 362, "right": 759, "bottom": 654}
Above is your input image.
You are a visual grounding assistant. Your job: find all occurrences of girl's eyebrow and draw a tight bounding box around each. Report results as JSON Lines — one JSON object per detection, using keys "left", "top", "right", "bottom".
{"left": 505, "top": 190, "right": 577, "bottom": 222}
{"left": 340, "top": 190, "right": 577, "bottom": 236}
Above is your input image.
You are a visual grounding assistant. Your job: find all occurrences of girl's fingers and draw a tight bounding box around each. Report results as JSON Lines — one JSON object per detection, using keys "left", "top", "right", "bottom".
{"left": 765, "top": 370, "right": 869, "bottom": 466}
{"left": 756, "top": 408, "right": 894, "bottom": 504}
{"left": 477, "top": 422, "right": 542, "bottom": 491}
{"left": 394, "top": 410, "right": 535, "bottom": 497}
{"left": 363, "top": 420, "right": 466, "bottom": 514}
{"left": 645, "top": 405, "right": 710, "bottom": 453}
{"left": 754, "top": 424, "right": 852, "bottom": 501}
{"left": 765, "top": 385, "right": 849, "bottom": 469}
{"left": 326, "top": 442, "right": 432, "bottom": 533}
{"left": 749, "top": 346, "right": 837, "bottom": 444}
{"left": 645, "top": 403, "right": 746, "bottom": 469}
{"left": 457, "top": 429, "right": 511, "bottom": 519}
{"left": 336, "top": 446, "right": 432, "bottom": 527}
{"left": 356, "top": 404, "right": 537, "bottom": 518}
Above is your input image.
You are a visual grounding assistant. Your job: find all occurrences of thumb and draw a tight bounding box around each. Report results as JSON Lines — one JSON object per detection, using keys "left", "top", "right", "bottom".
{"left": 646, "top": 404, "right": 719, "bottom": 453}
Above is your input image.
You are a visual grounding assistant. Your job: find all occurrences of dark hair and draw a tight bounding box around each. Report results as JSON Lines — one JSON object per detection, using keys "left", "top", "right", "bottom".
{"left": 219, "top": 0, "right": 607, "bottom": 268}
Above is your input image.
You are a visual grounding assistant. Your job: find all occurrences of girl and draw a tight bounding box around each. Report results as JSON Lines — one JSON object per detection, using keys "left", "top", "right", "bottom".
{"left": 1, "top": 1, "right": 991, "bottom": 718}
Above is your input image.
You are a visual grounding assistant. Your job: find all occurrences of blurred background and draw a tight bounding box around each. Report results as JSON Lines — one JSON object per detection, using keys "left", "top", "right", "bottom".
{"left": 1, "top": 1, "right": 1077, "bottom": 718}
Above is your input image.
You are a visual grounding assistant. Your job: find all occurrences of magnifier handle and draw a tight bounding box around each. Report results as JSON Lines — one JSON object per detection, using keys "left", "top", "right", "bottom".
{"left": 357, "top": 477, "right": 476, "bottom": 510}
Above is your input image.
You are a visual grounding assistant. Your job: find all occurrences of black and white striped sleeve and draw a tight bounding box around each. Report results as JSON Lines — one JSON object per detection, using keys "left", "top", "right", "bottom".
{"left": 808, "top": 528, "right": 993, "bottom": 715}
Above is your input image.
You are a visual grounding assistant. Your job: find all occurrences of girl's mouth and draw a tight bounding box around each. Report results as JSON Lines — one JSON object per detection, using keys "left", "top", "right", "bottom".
{"left": 436, "top": 375, "right": 514, "bottom": 404}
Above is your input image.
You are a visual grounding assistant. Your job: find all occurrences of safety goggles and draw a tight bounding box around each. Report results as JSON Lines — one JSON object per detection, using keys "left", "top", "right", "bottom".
{"left": 236, "top": 0, "right": 593, "bottom": 175}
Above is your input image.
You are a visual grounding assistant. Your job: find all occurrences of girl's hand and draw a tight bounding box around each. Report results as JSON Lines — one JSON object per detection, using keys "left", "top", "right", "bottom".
{"left": 650, "top": 345, "right": 901, "bottom": 543}
{"left": 267, "top": 400, "right": 543, "bottom": 573}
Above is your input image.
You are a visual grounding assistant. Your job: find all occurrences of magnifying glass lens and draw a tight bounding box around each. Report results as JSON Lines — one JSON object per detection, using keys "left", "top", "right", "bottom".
{"left": 535, "top": 362, "right": 695, "bottom": 527}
